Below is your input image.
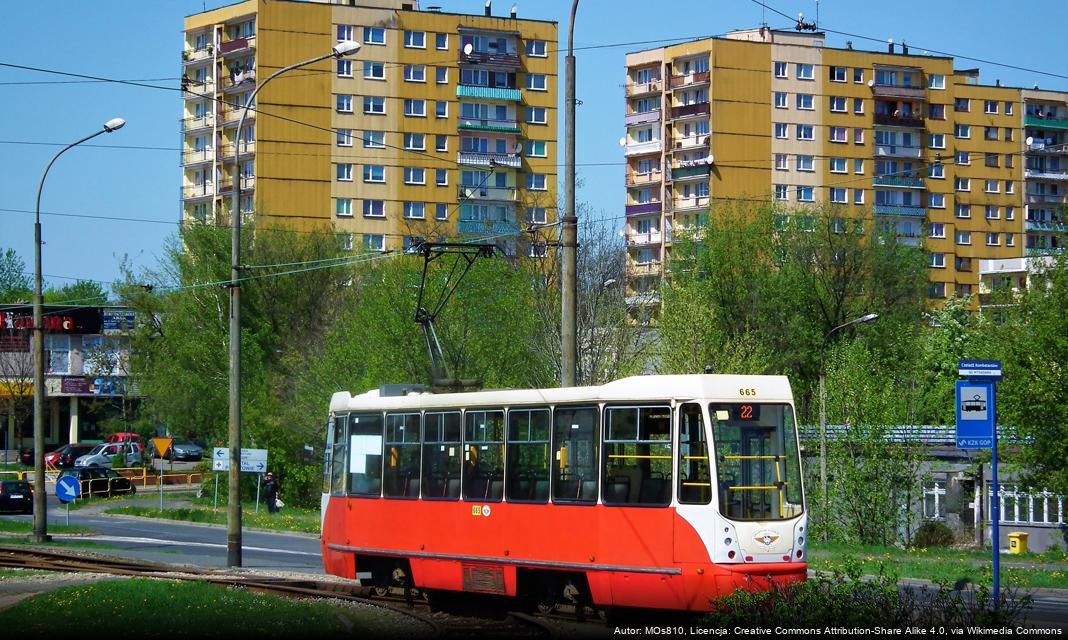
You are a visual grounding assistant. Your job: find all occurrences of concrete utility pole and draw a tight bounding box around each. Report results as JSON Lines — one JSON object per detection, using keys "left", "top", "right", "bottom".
{"left": 227, "top": 41, "right": 361, "bottom": 567}
{"left": 560, "top": 0, "right": 579, "bottom": 387}
{"left": 32, "top": 118, "right": 125, "bottom": 542}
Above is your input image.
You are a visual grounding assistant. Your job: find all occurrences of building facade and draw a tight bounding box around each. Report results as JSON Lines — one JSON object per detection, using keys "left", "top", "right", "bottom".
{"left": 181, "top": 0, "right": 558, "bottom": 255}
{"left": 623, "top": 29, "right": 1067, "bottom": 321}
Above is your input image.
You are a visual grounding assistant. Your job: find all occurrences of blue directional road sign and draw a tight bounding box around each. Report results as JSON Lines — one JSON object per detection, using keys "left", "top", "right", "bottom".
{"left": 56, "top": 475, "right": 82, "bottom": 503}
{"left": 956, "top": 379, "right": 995, "bottom": 449}
{"left": 958, "top": 359, "right": 1002, "bottom": 380}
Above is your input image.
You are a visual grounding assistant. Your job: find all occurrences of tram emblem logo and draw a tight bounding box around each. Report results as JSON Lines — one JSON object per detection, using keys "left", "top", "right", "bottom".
{"left": 753, "top": 530, "right": 780, "bottom": 547}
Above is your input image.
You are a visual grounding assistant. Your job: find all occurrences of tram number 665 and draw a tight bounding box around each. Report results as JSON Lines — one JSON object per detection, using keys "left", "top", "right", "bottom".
{"left": 738, "top": 388, "right": 757, "bottom": 397}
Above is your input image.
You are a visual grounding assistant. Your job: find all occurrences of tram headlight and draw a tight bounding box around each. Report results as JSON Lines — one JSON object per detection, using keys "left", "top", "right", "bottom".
{"left": 797, "top": 536, "right": 804, "bottom": 546}
{"left": 724, "top": 538, "right": 732, "bottom": 546}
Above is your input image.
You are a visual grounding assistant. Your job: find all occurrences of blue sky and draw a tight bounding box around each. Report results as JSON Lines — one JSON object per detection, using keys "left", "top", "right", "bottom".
{"left": 2, "top": 0, "right": 1066, "bottom": 289}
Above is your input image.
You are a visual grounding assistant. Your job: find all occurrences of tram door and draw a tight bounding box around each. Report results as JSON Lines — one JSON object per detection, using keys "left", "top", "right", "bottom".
{"left": 739, "top": 426, "right": 775, "bottom": 520}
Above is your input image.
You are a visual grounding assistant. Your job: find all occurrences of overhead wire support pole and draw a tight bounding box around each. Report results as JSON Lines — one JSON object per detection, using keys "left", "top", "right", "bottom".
{"left": 226, "top": 41, "right": 360, "bottom": 568}
{"left": 561, "top": 0, "right": 579, "bottom": 388}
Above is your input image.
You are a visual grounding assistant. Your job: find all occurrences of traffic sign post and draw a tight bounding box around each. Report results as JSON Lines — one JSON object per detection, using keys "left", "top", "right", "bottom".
{"left": 212, "top": 448, "right": 269, "bottom": 513}
{"left": 956, "top": 359, "right": 1001, "bottom": 608}
{"left": 56, "top": 475, "right": 81, "bottom": 526}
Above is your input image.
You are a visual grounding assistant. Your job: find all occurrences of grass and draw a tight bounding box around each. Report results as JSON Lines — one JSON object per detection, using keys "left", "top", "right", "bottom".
{"left": 0, "top": 520, "right": 94, "bottom": 535}
{"left": 63, "top": 491, "right": 197, "bottom": 511}
{"left": 0, "top": 568, "right": 49, "bottom": 577}
{"left": 104, "top": 503, "right": 321, "bottom": 534}
{"left": 808, "top": 541, "right": 1068, "bottom": 590}
{"left": 0, "top": 577, "right": 383, "bottom": 637}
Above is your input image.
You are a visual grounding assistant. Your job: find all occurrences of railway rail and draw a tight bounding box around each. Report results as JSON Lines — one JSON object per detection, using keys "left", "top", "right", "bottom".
{"left": 0, "top": 545, "right": 586, "bottom": 637}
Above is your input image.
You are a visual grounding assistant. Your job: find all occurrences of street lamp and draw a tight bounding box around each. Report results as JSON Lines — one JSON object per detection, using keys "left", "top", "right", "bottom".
{"left": 226, "top": 41, "right": 360, "bottom": 567}
{"left": 32, "top": 117, "right": 125, "bottom": 542}
{"left": 818, "top": 312, "right": 878, "bottom": 534}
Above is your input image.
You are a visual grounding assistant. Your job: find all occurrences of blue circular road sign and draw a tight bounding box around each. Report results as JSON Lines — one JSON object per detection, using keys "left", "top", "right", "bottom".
{"left": 56, "top": 475, "right": 82, "bottom": 503}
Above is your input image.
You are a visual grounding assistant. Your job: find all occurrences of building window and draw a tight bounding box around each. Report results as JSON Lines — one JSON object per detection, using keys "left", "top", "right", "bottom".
{"left": 955, "top": 177, "right": 970, "bottom": 191}
{"left": 526, "top": 174, "right": 547, "bottom": 190}
{"left": 774, "top": 61, "right": 787, "bottom": 78}
{"left": 954, "top": 97, "right": 970, "bottom": 112}
{"left": 929, "top": 133, "right": 945, "bottom": 149}
{"left": 363, "top": 165, "right": 385, "bottom": 183}
{"left": 336, "top": 129, "right": 353, "bottom": 147}
{"left": 987, "top": 232, "right": 1001, "bottom": 246}
{"left": 854, "top": 159, "right": 864, "bottom": 174}
{"left": 527, "top": 107, "right": 547, "bottom": 124}
{"left": 436, "top": 67, "right": 448, "bottom": 84}
{"left": 929, "top": 163, "right": 945, "bottom": 178}
{"left": 337, "top": 25, "right": 353, "bottom": 41}
{"left": 796, "top": 155, "right": 814, "bottom": 172}
{"left": 955, "top": 124, "right": 971, "bottom": 139}
{"left": 364, "top": 96, "right": 385, "bottom": 114}
{"left": 526, "top": 39, "right": 547, "bottom": 57}
{"left": 955, "top": 230, "right": 971, "bottom": 245}
{"left": 796, "top": 63, "right": 814, "bottom": 80}
{"left": 929, "top": 193, "right": 945, "bottom": 208}
{"left": 435, "top": 169, "right": 448, "bottom": 186}
{"left": 774, "top": 184, "right": 788, "bottom": 200}
{"left": 854, "top": 128, "right": 864, "bottom": 144}
{"left": 364, "top": 27, "right": 385, "bottom": 45}
{"left": 985, "top": 180, "right": 999, "bottom": 194}
{"left": 928, "top": 74, "right": 945, "bottom": 90}
{"left": 1004, "top": 128, "right": 1014, "bottom": 141}
{"left": 336, "top": 163, "right": 353, "bottom": 181}
{"left": 853, "top": 97, "right": 864, "bottom": 114}
{"left": 336, "top": 94, "right": 353, "bottom": 113}
{"left": 365, "top": 234, "right": 385, "bottom": 251}
{"left": 796, "top": 93, "right": 814, "bottom": 110}
{"left": 363, "top": 130, "right": 384, "bottom": 148}
{"left": 985, "top": 205, "right": 1000, "bottom": 219}
{"left": 335, "top": 198, "right": 353, "bottom": 217}
{"left": 853, "top": 68, "right": 864, "bottom": 83}
{"left": 436, "top": 203, "right": 448, "bottom": 220}
{"left": 404, "top": 64, "right": 425, "bottom": 82}
{"left": 436, "top": 33, "right": 448, "bottom": 50}
{"left": 404, "top": 99, "right": 426, "bottom": 117}
{"left": 404, "top": 167, "right": 426, "bottom": 185}
{"left": 363, "top": 200, "right": 384, "bottom": 217}
{"left": 1005, "top": 181, "right": 1014, "bottom": 194}
{"left": 403, "top": 133, "right": 425, "bottom": 151}
{"left": 404, "top": 202, "right": 425, "bottom": 219}
{"left": 830, "top": 187, "right": 846, "bottom": 203}
{"left": 529, "top": 207, "right": 547, "bottom": 224}
{"left": 929, "top": 104, "right": 945, "bottom": 120}
{"left": 928, "top": 223, "right": 945, "bottom": 238}
{"left": 853, "top": 188, "right": 864, "bottom": 204}
{"left": 436, "top": 100, "right": 448, "bottom": 118}
{"left": 337, "top": 59, "right": 352, "bottom": 78}
{"left": 929, "top": 252, "right": 945, "bottom": 268}
{"left": 923, "top": 481, "right": 946, "bottom": 519}
{"left": 774, "top": 123, "right": 788, "bottom": 139}
{"left": 1006, "top": 233, "right": 1015, "bottom": 247}
{"left": 436, "top": 135, "right": 448, "bottom": 152}
{"left": 797, "top": 124, "right": 814, "bottom": 140}
{"left": 928, "top": 282, "right": 946, "bottom": 298}
{"left": 984, "top": 100, "right": 998, "bottom": 114}
{"left": 775, "top": 153, "right": 788, "bottom": 170}
{"left": 829, "top": 66, "right": 846, "bottom": 82}
{"left": 1006, "top": 206, "right": 1015, "bottom": 220}
{"left": 797, "top": 186, "right": 815, "bottom": 202}
{"left": 774, "top": 92, "right": 787, "bottom": 109}
{"left": 956, "top": 204, "right": 971, "bottom": 218}
{"left": 829, "top": 96, "right": 846, "bottom": 112}
{"left": 526, "top": 140, "right": 547, "bottom": 157}
{"left": 337, "top": 233, "right": 353, "bottom": 252}
{"left": 404, "top": 31, "right": 426, "bottom": 48}
{"left": 364, "top": 61, "right": 385, "bottom": 80}
{"left": 829, "top": 126, "right": 847, "bottom": 143}
{"left": 527, "top": 74, "right": 547, "bottom": 91}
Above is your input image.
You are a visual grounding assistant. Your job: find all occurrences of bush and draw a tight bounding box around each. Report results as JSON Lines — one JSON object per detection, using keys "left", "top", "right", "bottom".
{"left": 913, "top": 521, "right": 955, "bottom": 548}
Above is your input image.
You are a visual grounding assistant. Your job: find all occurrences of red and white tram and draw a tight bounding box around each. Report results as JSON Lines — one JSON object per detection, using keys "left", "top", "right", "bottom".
{"left": 320, "top": 375, "right": 807, "bottom": 612}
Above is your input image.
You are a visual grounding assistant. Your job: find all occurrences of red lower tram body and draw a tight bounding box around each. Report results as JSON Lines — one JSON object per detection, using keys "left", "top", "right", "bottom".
{"left": 321, "top": 498, "right": 806, "bottom": 612}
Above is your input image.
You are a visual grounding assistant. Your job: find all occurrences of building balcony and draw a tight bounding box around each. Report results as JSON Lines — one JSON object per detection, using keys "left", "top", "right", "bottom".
{"left": 217, "top": 142, "right": 255, "bottom": 160}
{"left": 671, "top": 102, "right": 710, "bottom": 120}
{"left": 1025, "top": 115, "right": 1068, "bottom": 130}
{"left": 217, "top": 106, "right": 247, "bottom": 126}
{"left": 872, "top": 84, "right": 926, "bottom": 100}
{"left": 669, "top": 135, "right": 711, "bottom": 152}
{"left": 874, "top": 113, "right": 925, "bottom": 128}
{"left": 625, "top": 80, "right": 662, "bottom": 97}
{"left": 1028, "top": 140, "right": 1068, "bottom": 154}
{"left": 874, "top": 204, "right": 925, "bottom": 217}
{"left": 627, "top": 232, "right": 663, "bottom": 246}
{"left": 182, "top": 78, "right": 215, "bottom": 98}
{"left": 1025, "top": 169, "right": 1068, "bottom": 181}
{"left": 1026, "top": 247, "right": 1066, "bottom": 256}
{"left": 219, "top": 35, "right": 256, "bottom": 56}
{"left": 221, "top": 71, "right": 256, "bottom": 92}
{"left": 672, "top": 195, "right": 710, "bottom": 211}
{"left": 182, "top": 148, "right": 213, "bottom": 165}
{"left": 182, "top": 46, "right": 213, "bottom": 64}
{"left": 873, "top": 175, "right": 925, "bottom": 189}
{"left": 458, "top": 185, "right": 517, "bottom": 202}
{"left": 874, "top": 144, "right": 922, "bottom": 159}
{"left": 457, "top": 116, "right": 520, "bottom": 133}
{"left": 458, "top": 219, "right": 520, "bottom": 235}
{"left": 181, "top": 113, "right": 215, "bottom": 132}
{"left": 1025, "top": 220, "right": 1068, "bottom": 233}
{"left": 459, "top": 50, "right": 521, "bottom": 69}
{"left": 457, "top": 152, "right": 521, "bottom": 168}
{"left": 669, "top": 164, "right": 712, "bottom": 181}
{"left": 456, "top": 85, "right": 522, "bottom": 102}
{"left": 625, "top": 293, "right": 661, "bottom": 306}
{"left": 628, "top": 262, "right": 662, "bottom": 277}
{"left": 669, "top": 70, "right": 710, "bottom": 89}
{"left": 625, "top": 202, "right": 662, "bottom": 216}
{"left": 625, "top": 110, "right": 661, "bottom": 126}
{"left": 896, "top": 235, "right": 922, "bottom": 247}
{"left": 218, "top": 176, "right": 255, "bottom": 192}
{"left": 1026, "top": 193, "right": 1068, "bottom": 205}
{"left": 181, "top": 183, "right": 214, "bottom": 200}
{"left": 625, "top": 170, "right": 662, "bottom": 187}
{"left": 623, "top": 140, "right": 662, "bottom": 157}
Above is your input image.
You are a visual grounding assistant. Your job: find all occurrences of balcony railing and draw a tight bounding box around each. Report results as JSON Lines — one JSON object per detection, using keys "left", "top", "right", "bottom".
{"left": 625, "top": 293, "right": 661, "bottom": 306}
{"left": 221, "top": 71, "right": 256, "bottom": 91}
{"left": 626, "top": 202, "right": 661, "bottom": 216}
{"left": 182, "top": 78, "right": 216, "bottom": 97}
{"left": 623, "top": 140, "right": 662, "bottom": 157}
{"left": 458, "top": 116, "right": 520, "bottom": 133}
{"left": 627, "top": 232, "right": 663, "bottom": 246}
{"left": 670, "top": 135, "right": 711, "bottom": 151}
{"left": 1026, "top": 193, "right": 1068, "bottom": 204}
{"left": 1025, "top": 169, "right": 1068, "bottom": 181}
{"left": 457, "top": 152, "right": 521, "bottom": 168}
{"left": 625, "top": 170, "right": 662, "bottom": 186}
{"left": 874, "top": 113, "right": 925, "bottom": 128}
{"left": 1025, "top": 115, "right": 1068, "bottom": 130}
{"left": 873, "top": 176, "right": 926, "bottom": 188}
{"left": 456, "top": 85, "right": 522, "bottom": 101}
{"left": 218, "top": 142, "right": 255, "bottom": 159}
{"left": 1025, "top": 220, "right": 1068, "bottom": 233}
{"left": 671, "top": 102, "right": 710, "bottom": 119}
{"left": 181, "top": 183, "right": 214, "bottom": 199}
{"left": 182, "top": 46, "right": 213, "bottom": 64}
{"left": 874, "top": 144, "right": 922, "bottom": 158}
{"left": 1028, "top": 140, "right": 1068, "bottom": 154}
{"left": 219, "top": 36, "right": 255, "bottom": 55}
{"left": 673, "top": 196, "right": 709, "bottom": 211}
{"left": 458, "top": 219, "right": 520, "bottom": 235}
{"left": 872, "top": 84, "right": 926, "bottom": 99}
{"left": 458, "top": 50, "right": 521, "bottom": 69}
{"left": 625, "top": 110, "right": 661, "bottom": 126}
{"left": 182, "top": 148, "right": 213, "bottom": 165}
{"left": 458, "top": 185, "right": 517, "bottom": 202}
{"left": 1026, "top": 247, "right": 1066, "bottom": 256}
{"left": 629, "top": 262, "right": 662, "bottom": 276}
{"left": 669, "top": 71, "right": 710, "bottom": 89}
{"left": 181, "top": 113, "right": 215, "bottom": 131}
{"left": 625, "top": 80, "right": 662, "bottom": 97}
{"left": 873, "top": 204, "right": 925, "bottom": 217}
{"left": 218, "top": 176, "right": 255, "bottom": 192}
{"left": 669, "top": 164, "right": 711, "bottom": 181}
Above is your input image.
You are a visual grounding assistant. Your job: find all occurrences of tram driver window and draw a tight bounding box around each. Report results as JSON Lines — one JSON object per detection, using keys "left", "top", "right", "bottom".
{"left": 603, "top": 405, "right": 672, "bottom": 506}
{"left": 348, "top": 412, "right": 383, "bottom": 497}
{"left": 506, "top": 408, "right": 551, "bottom": 502}
{"left": 552, "top": 406, "right": 599, "bottom": 503}
{"left": 422, "top": 412, "right": 461, "bottom": 500}
{"left": 329, "top": 414, "right": 348, "bottom": 496}
{"left": 384, "top": 413, "right": 421, "bottom": 499}
{"left": 463, "top": 409, "right": 505, "bottom": 501}
{"left": 677, "top": 403, "right": 711, "bottom": 505}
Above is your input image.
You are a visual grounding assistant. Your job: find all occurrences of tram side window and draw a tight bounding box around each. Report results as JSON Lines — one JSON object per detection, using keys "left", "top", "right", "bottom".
{"left": 552, "top": 406, "right": 599, "bottom": 503}
{"left": 603, "top": 405, "right": 672, "bottom": 506}
{"left": 329, "top": 414, "right": 348, "bottom": 496}
{"left": 422, "top": 412, "right": 462, "bottom": 500}
{"left": 677, "top": 403, "right": 711, "bottom": 505}
{"left": 506, "top": 408, "right": 551, "bottom": 502}
{"left": 464, "top": 409, "right": 505, "bottom": 501}
{"left": 348, "top": 412, "right": 383, "bottom": 497}
{"left": 384, "top": 413, "right": 421, "bottom": 499}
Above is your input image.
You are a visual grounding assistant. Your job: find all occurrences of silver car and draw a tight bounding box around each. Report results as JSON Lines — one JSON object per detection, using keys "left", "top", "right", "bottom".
{"left": 74, "top": 442, "right": 142, "bottom": 468}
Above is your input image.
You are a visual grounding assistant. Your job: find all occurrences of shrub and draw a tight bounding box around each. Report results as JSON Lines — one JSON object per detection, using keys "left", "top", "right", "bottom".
{"left": 913, "top": 521, "right": 955, "bottom": 548}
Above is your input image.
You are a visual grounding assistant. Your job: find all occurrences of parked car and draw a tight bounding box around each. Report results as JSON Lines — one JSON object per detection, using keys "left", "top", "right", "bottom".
{"left": 57, "top": 467, "right": 136, "bottom": 498}
{"left": 73, "top": 442, "right": 142, "bottom": 469}
{"left": 166, "top": 439, "right": 204, "bottom": 461}
{"left": 105, "top": 432, "right": 143, "bottom": 447}
{"left": 0, "top": 480, "right": 33, "bottom": 513}
{"left": 18, "top": 445, "right": 60, "bottom": 466}
{"left": 44, "top": 443, "right": 98, "bottom": 469}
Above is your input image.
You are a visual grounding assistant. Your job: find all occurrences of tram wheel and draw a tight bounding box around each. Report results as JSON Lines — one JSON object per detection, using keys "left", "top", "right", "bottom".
{"left": 372, "top": 585, "right": 390, "bottom": 597}
{"left": 535, "top": 583, "right": 558, "bottom": 615}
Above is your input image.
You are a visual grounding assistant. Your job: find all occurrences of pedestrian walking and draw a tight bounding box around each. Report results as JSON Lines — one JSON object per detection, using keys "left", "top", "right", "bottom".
{"left": 263, "top": 472, "right": 280, "bottom": 514}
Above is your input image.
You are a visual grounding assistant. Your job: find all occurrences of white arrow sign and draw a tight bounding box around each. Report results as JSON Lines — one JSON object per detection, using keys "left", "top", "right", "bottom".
{"left": 211, "top": 447, "right": 269, "bottom": 473}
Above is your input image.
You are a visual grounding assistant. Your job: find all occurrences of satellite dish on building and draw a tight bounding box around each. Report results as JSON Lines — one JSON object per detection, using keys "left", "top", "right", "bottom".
{"left": 463, "top": 43, "right": 474, "bottom": 56}
{"left": 1026, "top": 136, "right": 1034, "bottom": 146}
{"left": 618, "top": 136, "right": 626, "bottom": 147}
{"left": 867, "top": 79, "right": 875, "bottom": 88}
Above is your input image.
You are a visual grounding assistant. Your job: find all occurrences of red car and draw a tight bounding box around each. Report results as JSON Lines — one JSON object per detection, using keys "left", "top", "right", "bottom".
{"left": 105, "top": 432, "right": 143, "bottom": 446}
{"left": 45, "top": 443, "right": 98, "bottom": 469}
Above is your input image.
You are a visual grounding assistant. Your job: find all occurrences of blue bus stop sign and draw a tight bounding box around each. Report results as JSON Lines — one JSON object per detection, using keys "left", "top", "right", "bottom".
{"left": 956, "top": 379, "right": 995, "bottom": 449}
{"left": 56, "top": 475, "right": 82, "bottom": 504}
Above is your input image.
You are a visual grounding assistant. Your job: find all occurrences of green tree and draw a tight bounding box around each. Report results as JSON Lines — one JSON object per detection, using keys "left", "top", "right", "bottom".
{"left": 44, "top": 279, "right": 109, "bottom": 305}
{"left": 0, "top": 248, "right": 32, "bottom": 303}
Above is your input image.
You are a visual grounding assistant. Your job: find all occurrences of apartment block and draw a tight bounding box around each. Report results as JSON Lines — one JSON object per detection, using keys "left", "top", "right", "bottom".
{"left": 181, "top": 0, "right": 557, "bottom": 255}
{"left": 623, "top": 28, "right": 1067, "bottom": 320}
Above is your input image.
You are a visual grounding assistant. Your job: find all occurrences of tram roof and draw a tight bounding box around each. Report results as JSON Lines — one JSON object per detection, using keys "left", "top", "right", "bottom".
{"left": 330, "top": 374, "right": 794, "bottom": 414}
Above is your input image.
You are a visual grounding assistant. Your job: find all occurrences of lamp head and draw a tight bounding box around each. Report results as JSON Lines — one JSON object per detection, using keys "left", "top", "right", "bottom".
{"left": 333, "top": 41, "right": 361, "bottom": 58}
{"left": 857, "top": 313, "right": 879, "bottom": 324}
{"left": 103, "top": 118, "right": 126, "bottom": 132}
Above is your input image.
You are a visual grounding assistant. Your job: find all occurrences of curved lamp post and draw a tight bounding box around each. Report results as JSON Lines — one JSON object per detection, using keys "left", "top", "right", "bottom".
{"left": 33, "top": 117, "right": 125, "bottom": 542}
{"left": 818, "top": 312, "right": 878, "bottom": 535}
{"left": 227, "top": 41, "right": 361, "bottom": 567}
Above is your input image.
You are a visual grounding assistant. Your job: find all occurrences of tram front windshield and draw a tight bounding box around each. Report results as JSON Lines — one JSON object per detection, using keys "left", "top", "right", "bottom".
{"left": 710, "top": 403, "right": 803, "bottom": 521}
